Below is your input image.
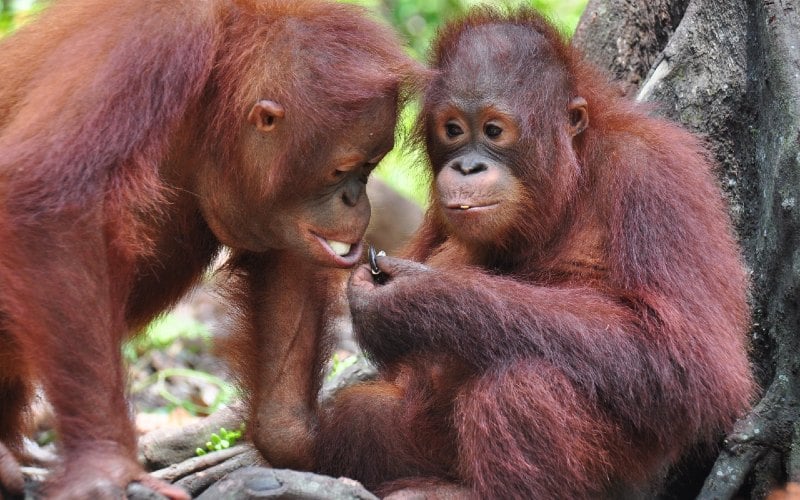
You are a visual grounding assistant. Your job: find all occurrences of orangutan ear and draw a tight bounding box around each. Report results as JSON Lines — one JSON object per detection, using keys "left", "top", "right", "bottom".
{"left": 568, "top": 97, "right": 589, "bottom": 136}
{"left": 248, "top": 100, "right": 285, "bottom": 133}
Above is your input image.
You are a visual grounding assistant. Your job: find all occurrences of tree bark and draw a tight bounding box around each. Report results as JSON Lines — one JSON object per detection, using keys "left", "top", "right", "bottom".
{"left": 574, "top": 0, "right": 800, "bottom": 497}
{"left": 573, "top": 0, "right": 690, "bottom": 92}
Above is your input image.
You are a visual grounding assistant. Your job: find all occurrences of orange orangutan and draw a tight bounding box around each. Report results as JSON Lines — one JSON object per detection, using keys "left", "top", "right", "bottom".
{"left": 0, "top": 0, "right": 420, "bottom": 497}
{"left": 259, "top": 8, "right": 754, "bottom": 499}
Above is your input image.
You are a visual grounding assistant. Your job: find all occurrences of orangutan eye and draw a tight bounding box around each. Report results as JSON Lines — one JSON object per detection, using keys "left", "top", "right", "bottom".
{"left": 445, "top": 123, "right": 464, "bottom": 138}
{"left": 485, "top": 124, "right": 503, "bottom": 138}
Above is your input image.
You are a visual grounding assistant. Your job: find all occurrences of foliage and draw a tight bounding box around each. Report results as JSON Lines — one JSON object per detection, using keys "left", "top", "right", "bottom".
{"left": 343, "top": 0, "right": 587, "bottom": 59}
{"left": 327, "top": 352, "right": 360, "bottom": 381}
{"left": 0, "top": 0, "right": 45, "bottom": 35}
{"left": 124, "top": 313, "right": 211, "bottom": 363}
{"left": 374, "top": 102, "right": 430, "bottom": 207}
{"left": 196, "top": 425, "right": 246, "bottom": 456}
{"left": 126, "top": 314, "right": 237, "bottom": 415}
{"left": 0, "top": 12, "right": 11, "bottom": 35}
{"left": 132, "top": 367, "right": 236, "bottom": 416}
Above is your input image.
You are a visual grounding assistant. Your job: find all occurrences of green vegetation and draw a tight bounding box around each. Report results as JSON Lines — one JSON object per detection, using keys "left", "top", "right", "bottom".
{"left": 126, "top": 314, "right": 238, "bottom": 416}
{"left": 196, "top": 425, "right": 245, "bottom": 456}
{"left": 344, "top": 0, "right": 586, "bottom": 59}
{"left": 327, "top": 352, "right": 361, "bottom": 381}
{"left": 374, "top": 102, "right": 430, "bottom": 207}
{"left": 124, "top": 313, "right": 211, "bottom": 362}
{"left": 346, "top": 0, "right": 468, "bottom": 58}
{"left": 133, "top": 367, "right": 236, "bottom": 416}
{"left": 0, "top": 0, "right": 46, "bottom": 35}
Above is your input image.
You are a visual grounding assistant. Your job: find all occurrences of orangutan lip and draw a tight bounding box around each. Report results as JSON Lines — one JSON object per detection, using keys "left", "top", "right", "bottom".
{"left": 445, "top": 202, "right": 499, "bottom": 211}
{"left": 312, "top": 233, "right": 364, "bottom": 268}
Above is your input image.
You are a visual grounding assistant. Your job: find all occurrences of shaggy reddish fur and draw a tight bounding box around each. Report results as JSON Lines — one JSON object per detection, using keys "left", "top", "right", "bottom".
{"left": 307, "top": 8, "right": 754, "bottom": 498}
{"left": 0, "top": 0, "right": 419, "bottom": 497}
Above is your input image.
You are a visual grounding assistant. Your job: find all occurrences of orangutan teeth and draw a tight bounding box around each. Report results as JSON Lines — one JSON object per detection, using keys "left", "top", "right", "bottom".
{"left": 327, "top": 240, "right": 352, "bottom": 256}
{"left": 460, "top": 205, "right": 471, "bottom": 210}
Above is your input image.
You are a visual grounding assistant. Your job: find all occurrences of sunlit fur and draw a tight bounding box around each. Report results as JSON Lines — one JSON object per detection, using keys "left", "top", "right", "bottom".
{"left": 312, "top": 8, "right": 754, "bottom": 498}
{"left": 0, "top": 0, "right": 420, "bottom": 496}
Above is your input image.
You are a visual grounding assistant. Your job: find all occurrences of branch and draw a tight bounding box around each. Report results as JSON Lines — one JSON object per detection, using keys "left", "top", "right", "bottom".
{"left": 150, "top": 445, "right": 256, "bottom": 483}
{"left": 697, "top": 413, "right": 771, "bottom": 499}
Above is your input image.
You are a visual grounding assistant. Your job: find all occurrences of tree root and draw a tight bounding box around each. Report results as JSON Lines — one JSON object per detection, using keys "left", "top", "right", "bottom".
{"left": 168, "top": 447, "right": 263, "bottom": 497}
{"left": 195, "top": 466, "right": 377, "bottom": 500}
{"left": 138, "top": 405, "right": 243, "bottom": 471}
{"left": 151, "top": 445, "right": 259, "bottom": 483}
{"left": 698, "top": 378, "right": 800, "bottom": 499}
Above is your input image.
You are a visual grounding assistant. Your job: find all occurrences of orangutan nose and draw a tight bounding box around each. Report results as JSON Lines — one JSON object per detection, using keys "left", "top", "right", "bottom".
{"left": 451, "top": 154, "right": 488, "bottom": 175}
{"left": 342, "top": 181, "right": 365, "bottom": 207}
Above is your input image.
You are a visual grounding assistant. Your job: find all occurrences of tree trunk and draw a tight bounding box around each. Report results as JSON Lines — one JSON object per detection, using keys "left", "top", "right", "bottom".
{"left": 575, "top": 0, "right": 800, "bottom": 497}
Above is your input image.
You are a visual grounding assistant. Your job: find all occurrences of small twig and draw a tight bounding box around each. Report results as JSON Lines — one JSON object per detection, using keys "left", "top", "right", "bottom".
{"left": 151, "top": 445, "right": 250, "bottom": 483}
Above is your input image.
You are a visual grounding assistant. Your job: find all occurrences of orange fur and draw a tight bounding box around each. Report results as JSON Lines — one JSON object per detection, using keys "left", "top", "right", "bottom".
{"left": 0, "top": 0, "right": 421, "bottom": 496}
{"left": 311, "top": 8, "right": 753, "bottom": 498}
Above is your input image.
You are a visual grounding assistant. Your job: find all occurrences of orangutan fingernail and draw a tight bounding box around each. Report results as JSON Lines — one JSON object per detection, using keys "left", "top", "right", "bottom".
{"left": 368, "top": 245, "right": 388, "bottom": 285}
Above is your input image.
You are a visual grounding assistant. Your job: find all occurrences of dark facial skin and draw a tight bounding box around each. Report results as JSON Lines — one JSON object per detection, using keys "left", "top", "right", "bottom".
{"left": 424, "top": 26, "right": 588, "bottom": 249}
{"left": 196, "top": 95, "right": 397, "bottom": 267}
{"left": 428, "top": 100, "right": 526, "bottom": 246}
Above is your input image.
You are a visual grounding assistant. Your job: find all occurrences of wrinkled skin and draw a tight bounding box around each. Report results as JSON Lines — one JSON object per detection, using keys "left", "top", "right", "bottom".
{"left": 196, "top": 97, "right": 397, "bottom": 265}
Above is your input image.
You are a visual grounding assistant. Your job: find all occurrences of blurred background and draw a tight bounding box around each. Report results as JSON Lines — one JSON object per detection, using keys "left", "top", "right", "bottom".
{"left": 0, "top": 0, "right": 588, "bottom": 432}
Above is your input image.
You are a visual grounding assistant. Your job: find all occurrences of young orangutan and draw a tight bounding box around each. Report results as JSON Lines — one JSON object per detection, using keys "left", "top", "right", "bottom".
{"left": 260, "top": 8, "right": 754, "bottom": 499}
{"left": 0, "top": 0, "right": 421, "bottom": 497}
